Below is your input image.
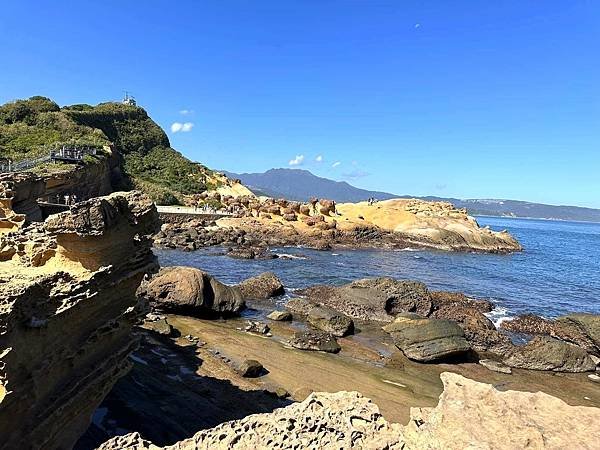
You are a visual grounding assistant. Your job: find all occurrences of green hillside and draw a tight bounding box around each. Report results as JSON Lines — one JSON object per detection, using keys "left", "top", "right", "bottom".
{"left": 0, "top": 96, "right": 211, "bottom": 204}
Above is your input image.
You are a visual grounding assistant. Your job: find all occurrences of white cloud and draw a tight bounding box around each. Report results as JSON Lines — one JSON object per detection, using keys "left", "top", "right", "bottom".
{"left": 179, "top": 109, "right": 194, "bottom": 115}
{"left": 331, "top": 161, "right": 341, "bottom": 168}
{"left": 315, "top": 155, "right": 323, "bottom": 162}
{"left": 289, "top": 154, "right": 305, "bottom": 166}
{"left": 171, "top": 122, "right": 194, "bottom": 133}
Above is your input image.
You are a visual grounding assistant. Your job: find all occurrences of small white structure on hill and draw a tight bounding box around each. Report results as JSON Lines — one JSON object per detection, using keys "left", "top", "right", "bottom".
{"left": 122, "top": 92, "right": 137, "bottom": 106}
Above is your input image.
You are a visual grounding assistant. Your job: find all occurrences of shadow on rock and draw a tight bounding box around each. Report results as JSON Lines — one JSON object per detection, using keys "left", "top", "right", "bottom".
{"left": 75, "top": 330, "right": 292, "bottom": 449}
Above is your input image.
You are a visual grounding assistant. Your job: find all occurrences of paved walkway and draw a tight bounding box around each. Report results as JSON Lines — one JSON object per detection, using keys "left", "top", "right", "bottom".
{"left": 156, "top": 205, "right": 234, "bottom": 216}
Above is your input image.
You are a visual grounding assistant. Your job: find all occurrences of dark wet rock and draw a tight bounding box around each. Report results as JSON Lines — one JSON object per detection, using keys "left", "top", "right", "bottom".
{"left": 238, "top": 272, "right": 285, "bottom": 300}
{"left": 430, "top": 291, "right": 493, "bottom": 313}
{"left": 285, "top": 297, "right": 315, "bottom": 316}
{"left": 431, "top": 303, "right": 511, "bottom": 354}
{"left": 144, "top": 318, "right": 173, "bottom": 336}
{"left": 297, "top": 277, "right": 432, "bottom": 322}
{"left": 503, "top": 336, "right": 596, "bottom": 372}
{"left": 289, "top": 330, "right": 341, "bottom": 353}
{"left": 308, "top": 239, "right": 332, "bottom": 251}
{"left": 383, "top": 313, "right": 471, "bottom": 362}
{"left": 557, "top": 313, "right": 600, "bottom": 356}
{"left": 238, "top": 359, "right": 264, "bottom": 378}
{"left": 244, "top": 320, "right": 270, "bottom": 335}
{"left": 143, "top": 266, "right": 245, "bottom": 317}
{"left": 267, "top": 310, "right": 292, "bottom": 321}
{"left": 227, "top": 246, "right": 278, "bottom": 260}
{"left": 502, "top": 314, "right": 598, "bottom": 355}
{"left": 479, "top": 359, "right": 512, "bottom": 374}
{"left": 307, "top": 306, "right": 354, "bottom": 337}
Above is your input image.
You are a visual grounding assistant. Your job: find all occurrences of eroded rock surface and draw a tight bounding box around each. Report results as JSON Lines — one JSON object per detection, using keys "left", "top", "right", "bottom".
{"left": 403, "top": 372, "right": 600, "bottom": 449}
{"left": 0, "top": 191, "right": 159, "bottom": 450}
{"left": 98, "top": 391, "right": 403, "bottom": 450}
{"left": 98, "top": 372, "right": 600, "bottom": 450}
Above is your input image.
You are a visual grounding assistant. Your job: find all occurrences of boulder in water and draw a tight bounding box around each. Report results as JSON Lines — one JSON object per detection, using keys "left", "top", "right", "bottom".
{"left": 143, "top": 266, "right": 245, "bottom": 317}
{"left": 298, "top": 277, "right": 432, "bottom": 322}
{"left": 238, "top": 272, "right": 285, "bottom": 299}
{"left": 267, "top": 310, "right": 292, "bottom": 321}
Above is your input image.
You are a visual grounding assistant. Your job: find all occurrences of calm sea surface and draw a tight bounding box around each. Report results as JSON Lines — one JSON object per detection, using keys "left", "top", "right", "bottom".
{"left": 155, "top": 217, "right": 600, "bottom": 323}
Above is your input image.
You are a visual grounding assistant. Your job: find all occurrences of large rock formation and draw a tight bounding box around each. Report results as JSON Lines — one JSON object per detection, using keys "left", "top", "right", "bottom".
{"left": 383, "top": 313, "right": 472, "bottom": 362}
{"left": 296, "top": 277, "right": 433, "bottom": 322}
{"left": 98, "top": 372, "right": 600, "bottom": 449}
{"left": 156, "top": 197, "right": 523, "bottom": 254}
{"left": 142, "top": 266, "right": 245, "bottom": 317}
{"left": 402, "top": 372, "right": 600, "bottom": 449}
{"left": 0, "top": 191, "right": 159, "bottom": 450}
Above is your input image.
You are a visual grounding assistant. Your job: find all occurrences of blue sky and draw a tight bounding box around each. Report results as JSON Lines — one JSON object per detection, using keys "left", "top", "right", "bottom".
{"left": 1, "top": 1, "right": 598, "bottom": 207}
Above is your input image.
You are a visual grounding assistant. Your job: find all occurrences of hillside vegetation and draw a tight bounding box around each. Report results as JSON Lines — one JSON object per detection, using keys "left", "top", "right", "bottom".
{"left": 0, "top": 96, "right": 211, "bottom": 204}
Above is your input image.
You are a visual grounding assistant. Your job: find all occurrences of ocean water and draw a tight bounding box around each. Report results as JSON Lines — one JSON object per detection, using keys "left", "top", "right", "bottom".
{"left": 155, "top": 216, "right": 600, "bottom": 323}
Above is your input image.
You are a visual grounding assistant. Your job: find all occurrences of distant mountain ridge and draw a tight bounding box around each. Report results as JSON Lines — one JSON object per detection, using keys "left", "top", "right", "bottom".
{"left": 224, "top": 168, "right": 600, "bottom": 222}
{"left": 222, "top": 168, "right": 397, "bottom": 203}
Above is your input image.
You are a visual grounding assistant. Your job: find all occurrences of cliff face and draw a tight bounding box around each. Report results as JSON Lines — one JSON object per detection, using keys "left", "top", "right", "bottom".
{"left": 42, "top": 148, "right": 123, "bottom": 205}
{"left": 0, "top": 149, "right": 122, "bottom": 225}
{"left": 0, "top": 191, "right": 159, "bottom": 450}
{"left": 0, "top": 172, "right": 46, "bottom": 224}
{"left": 98, "top": 372, "right": 600, "bottom": 450}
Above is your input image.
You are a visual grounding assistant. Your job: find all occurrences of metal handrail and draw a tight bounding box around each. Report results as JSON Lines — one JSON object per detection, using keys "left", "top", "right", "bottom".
{"left": 0, "top": 146, "right": 101, "bottom": 173}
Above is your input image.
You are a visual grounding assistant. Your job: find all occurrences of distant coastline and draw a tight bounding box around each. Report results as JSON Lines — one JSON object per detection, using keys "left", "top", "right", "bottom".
{"left": 474, "top": 214, "right": 600, "bottom": 225}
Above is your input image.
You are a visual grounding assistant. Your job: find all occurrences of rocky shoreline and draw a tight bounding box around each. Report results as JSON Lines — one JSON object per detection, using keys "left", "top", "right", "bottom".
{"left": 153, "top": 195, "right": 523, "bottom": 255}
{"left": 1, "top": 178, "right": 598, "bottom": 449}
{"left": 84, "top": 264, "right": 600, "bottom": 448}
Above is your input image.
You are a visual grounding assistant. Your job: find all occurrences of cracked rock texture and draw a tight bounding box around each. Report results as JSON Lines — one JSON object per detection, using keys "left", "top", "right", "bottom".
{"left": 98, "top": 372, "right": 600, "bottom": 450}
{"left": 0, "top": 190, "right": 159, "bottom": 450}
